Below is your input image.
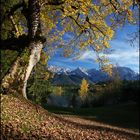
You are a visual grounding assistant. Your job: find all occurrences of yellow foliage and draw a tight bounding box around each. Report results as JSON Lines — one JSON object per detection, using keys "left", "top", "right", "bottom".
{"left": 101, "top": 64, "right": 113, "bottom": 76}
{"left": 40, "top": 51, "right": 49, "bottom": 65}
{"left": 38, "top": 0, "right": 136, "bottom": 60}
{"left": 53, "top": 86, "right": 63, "bottom": 96}
{"left": 103, "top": 41, "right": 110, "bottom": 48}
{"left": 79, "top": 79, "right": 89, "bottom": 100}
{"left": 4, "top": 0, "right": 137, "bottom": 64}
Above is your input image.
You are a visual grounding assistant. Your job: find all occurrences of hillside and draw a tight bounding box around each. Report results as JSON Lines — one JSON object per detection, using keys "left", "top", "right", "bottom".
{"left": 1, "top": 94, "right": 139, "bottom": 140}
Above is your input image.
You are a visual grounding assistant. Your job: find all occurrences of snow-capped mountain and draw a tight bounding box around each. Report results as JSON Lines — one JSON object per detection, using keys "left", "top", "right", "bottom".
{"left": 112, "top": 67, "right": 137, "bottom": 80}
{"left": 87, "top": 69, "right": 109, "bottom": 82}
{"left": 47, "top": 66, "right": 139, "bottom": 85}
{"left": 47, "top": 66, "right": 71, "bottom": 74}
{"left": 70, "top": 67, "right": 89, "bottom": 77}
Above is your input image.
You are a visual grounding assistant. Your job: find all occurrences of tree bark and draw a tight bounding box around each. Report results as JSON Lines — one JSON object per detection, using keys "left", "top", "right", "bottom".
{"left": 1, "top": 40, "right": 43, "bottom": 99}
{"left": 1, "top": 0, "right": 46, "bottom": 99}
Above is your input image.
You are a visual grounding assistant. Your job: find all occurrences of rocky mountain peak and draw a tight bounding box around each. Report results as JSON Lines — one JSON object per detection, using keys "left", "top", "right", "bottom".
{"left": 47, "top": 65, "right": 138, "bottom": 85}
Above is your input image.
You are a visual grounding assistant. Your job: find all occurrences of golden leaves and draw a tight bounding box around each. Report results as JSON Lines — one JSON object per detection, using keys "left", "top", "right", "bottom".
{"left": 101, "top": 64, "right": 113, "bottom": 76}
{"left": 40, "top": 11, "right": 55, "bottom": 34}
{"left": 94, "top": 45, "right": 101, "bottom": 52}
{"left": 105, "top": 27, "right": 114, "bottom": 40}
{"left": 63, "top": 48, "right": 72, "bottom": 57}
{"left": 37, "top": 0, "right": 136, "bottom": 62}
{"left": 103, "top": 41, "right": 110, "bottom": 48}
{"left": 52, "top": 86, "right": 63, "bottom": 96}
{"left": 127, "top": 10, "right": 134, "bottom": 23}
{"left": 40, "top": 51, "right": 49, "bottom": 65}
{"left": 79, "top": 78, "right": 89, "bottom": 100}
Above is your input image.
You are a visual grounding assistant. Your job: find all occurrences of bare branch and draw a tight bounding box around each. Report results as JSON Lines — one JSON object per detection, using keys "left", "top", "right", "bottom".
{"left": 68, "top": 31, "right": 83, "bottom": 46}
{"left": 86, "top": 16, "right": 106, "bottom": 37}
{"left": 9, "top": 15, "right": 21, "bottom": 37}
{"left": 68, "top": 16, "right": 83, "bottom": 29}
{"left": 0, "top": 35, "right": 28, "bottom": 51}
{"left": 109, "top": 0, "right": 119, "bottom": 12}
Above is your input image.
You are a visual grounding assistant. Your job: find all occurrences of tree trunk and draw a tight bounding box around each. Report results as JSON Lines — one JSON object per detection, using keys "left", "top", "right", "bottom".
{"left": 1, "top": 0, "right": 45, "bottom": 99}
{"left": 1, "top": 40, "right": 43, "bottom": 99}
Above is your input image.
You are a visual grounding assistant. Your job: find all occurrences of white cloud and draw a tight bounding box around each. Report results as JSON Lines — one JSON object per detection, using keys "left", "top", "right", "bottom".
{"left": 108, "top": 49, "right": 139, "bottom": 65}
{"left": 109, "top": 50, "right": 138, "bottom": 58}
{"left": 48, "top": 38, "right": 139, "bottom": 72}
{"left": 78, "top": 47, "right": 139, "bottom": 72}
{"left": 79, "top": 51, "right": 96, "bottom": 60}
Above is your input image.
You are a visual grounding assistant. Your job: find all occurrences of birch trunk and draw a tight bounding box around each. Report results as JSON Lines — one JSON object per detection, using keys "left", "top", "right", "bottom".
{"left": 1, "top": 40, "right": 43, "bottom": 99}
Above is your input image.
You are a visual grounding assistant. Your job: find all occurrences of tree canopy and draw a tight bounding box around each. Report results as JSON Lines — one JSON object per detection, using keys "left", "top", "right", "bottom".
{"left": 1, "top": 0, "right": 138, "bottom": 51}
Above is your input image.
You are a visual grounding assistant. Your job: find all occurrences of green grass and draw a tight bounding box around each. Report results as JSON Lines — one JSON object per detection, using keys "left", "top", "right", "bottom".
{"left": 45, "top": 102, "right": 139, "bottom": 131}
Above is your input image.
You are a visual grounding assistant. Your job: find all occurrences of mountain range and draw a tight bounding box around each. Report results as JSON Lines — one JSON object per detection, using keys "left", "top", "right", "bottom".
{"left": 47, "top": 66, "right": 139, "bottom": 85}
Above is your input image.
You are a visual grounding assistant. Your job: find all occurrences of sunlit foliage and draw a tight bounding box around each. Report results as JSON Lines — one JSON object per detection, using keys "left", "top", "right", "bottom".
{"left": 52, "top": 86, "right": 63, "bottom": 96}
{"left": 79, "top": 78, "right": 89, "bottom": 100}
{"left": 2, "top": 0, "right": 138, "bottom": 51}
{"left": 38, "top": 0, "right": 138, "bottom": 72}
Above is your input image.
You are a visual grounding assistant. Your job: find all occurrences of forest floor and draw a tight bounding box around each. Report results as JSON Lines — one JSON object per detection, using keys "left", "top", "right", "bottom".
{"left": 1, "top": 94, "right": 140, "bottom": 140}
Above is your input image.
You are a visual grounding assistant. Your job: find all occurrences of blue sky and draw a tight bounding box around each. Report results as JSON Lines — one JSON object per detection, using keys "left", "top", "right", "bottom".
{"left": 48, "top": 24, "right": 139, "bottom": 73}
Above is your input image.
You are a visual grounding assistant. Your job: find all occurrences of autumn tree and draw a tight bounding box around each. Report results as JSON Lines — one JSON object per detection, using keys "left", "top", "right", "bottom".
{"left": 1, "top": 0, "right": 139, "bottom": 99}
{"left": 52, "top": 86, "right": 63, "bottom": 96}
{"left": 79, "top": 79, "right": 89, "bottom": 100}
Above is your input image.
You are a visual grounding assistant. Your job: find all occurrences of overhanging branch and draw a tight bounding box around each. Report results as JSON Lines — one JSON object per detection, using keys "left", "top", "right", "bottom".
{"left": 0, "top": 35, "right": 28, "bottom": 51}
{"left": 0, "top": 34, "right": 46, "bottom": 51}
{"left": 9, "top": 15, "right": 21, "bottom": 37}
{"left": 86, "top": 16, "right": 106, "bottom": 37}
{"left": 68, "top": 16, "right": 83, "bottom": 29}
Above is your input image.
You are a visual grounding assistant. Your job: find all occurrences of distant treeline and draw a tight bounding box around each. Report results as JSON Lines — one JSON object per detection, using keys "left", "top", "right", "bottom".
{"left": 27, "top": 71, "right": 139, "bottom": 108}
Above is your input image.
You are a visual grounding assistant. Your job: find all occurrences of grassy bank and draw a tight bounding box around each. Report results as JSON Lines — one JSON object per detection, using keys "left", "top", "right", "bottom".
{"left": 45, "top": 102, "right": 139, "bottom": 131}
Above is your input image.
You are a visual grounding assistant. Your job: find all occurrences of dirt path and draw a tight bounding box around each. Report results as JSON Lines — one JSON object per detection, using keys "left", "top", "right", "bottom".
{"left": 57, "top": 114, "right": 139, "bottom": 134}
{"left": 51, "top": 114, "right": 140, "bottom": 140}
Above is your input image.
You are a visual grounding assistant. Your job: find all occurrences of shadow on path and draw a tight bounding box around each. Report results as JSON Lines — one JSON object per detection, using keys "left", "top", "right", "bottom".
{"left": 53, "top": 114, "right": 140, "bottom": 139}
